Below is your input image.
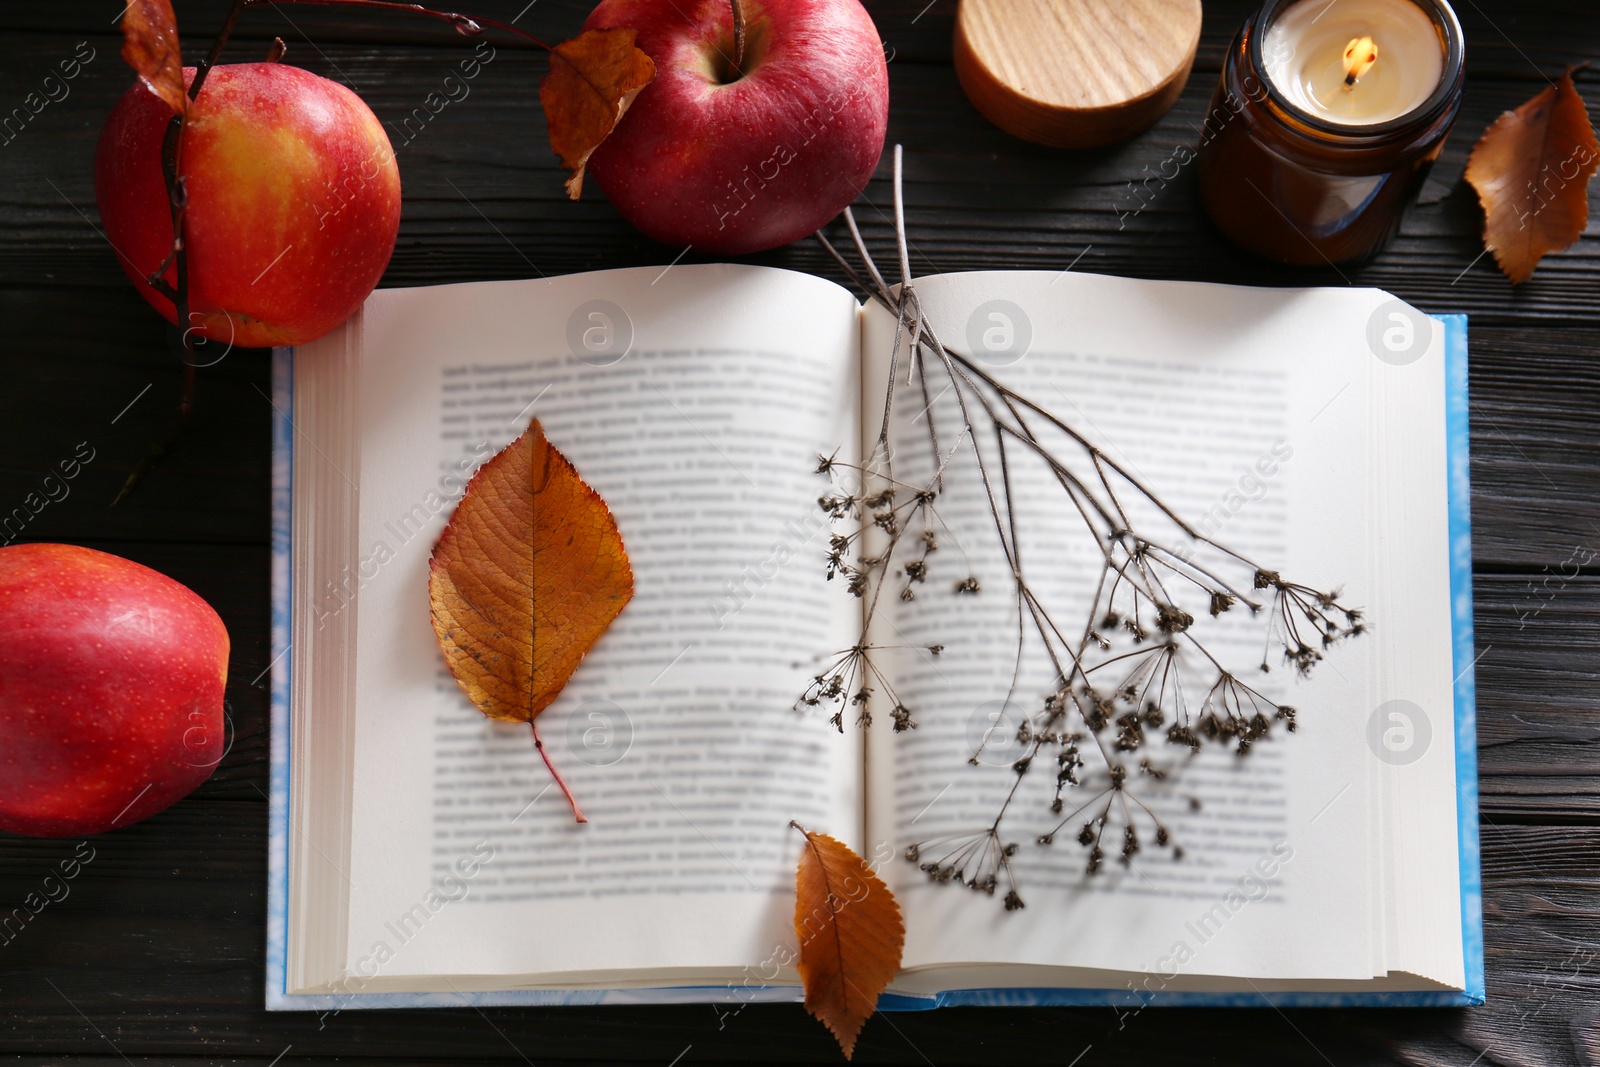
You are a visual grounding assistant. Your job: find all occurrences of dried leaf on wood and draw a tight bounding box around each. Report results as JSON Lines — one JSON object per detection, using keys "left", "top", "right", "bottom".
{"left": 1465, "top": 69, "right": 1599, "bottom": 284}
{"left": 429, "top": 417, "right": 634, "bottom": 821}
{"left": 791, "top": 823, "right": 905, "bottom": 1059}
{"left": 540, "top": 27, "right": 656, "bottom": 200}
{"left": 119, "top": 0, "right": 187, "bottom": 116}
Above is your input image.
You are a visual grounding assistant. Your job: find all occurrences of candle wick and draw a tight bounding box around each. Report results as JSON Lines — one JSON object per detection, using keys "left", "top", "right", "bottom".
{"left": 1341, "top": 35, "right": 1378, "bottom": 91}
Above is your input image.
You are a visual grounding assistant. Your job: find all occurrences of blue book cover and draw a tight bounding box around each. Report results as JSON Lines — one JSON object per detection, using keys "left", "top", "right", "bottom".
{"left": 265, "top": 312, "right": 1482, "bottom": 1011}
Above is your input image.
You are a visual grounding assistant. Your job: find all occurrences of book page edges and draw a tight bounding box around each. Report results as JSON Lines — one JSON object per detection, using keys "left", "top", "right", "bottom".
{"left": 283, "top": 313, "right": 364, "bottom": 994}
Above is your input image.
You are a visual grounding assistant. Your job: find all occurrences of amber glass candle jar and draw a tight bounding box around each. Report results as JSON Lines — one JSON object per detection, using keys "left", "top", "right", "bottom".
{"left": 1196, "top": 0, "right": 1465, "bottom": 266}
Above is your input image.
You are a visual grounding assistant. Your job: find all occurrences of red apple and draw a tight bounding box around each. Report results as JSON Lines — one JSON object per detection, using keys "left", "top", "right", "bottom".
{"left": 0, "top": 544, "right": 230, "bottom": 837}
{"left": 95, "top": 63, "right": 400, "bottom": 348}
{"left": 583, "top": 0, "right": 889, "bottom": 254}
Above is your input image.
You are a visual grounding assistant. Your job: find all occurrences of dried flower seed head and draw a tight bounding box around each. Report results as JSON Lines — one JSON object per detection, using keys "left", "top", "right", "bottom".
{"left": 1083, "top": 690, "right": 1114, "bottom": 732}
{"left": 1004, "top": 890, "right": 1025, "bottom": 911}
{"left": 1114, "top": 712, "right": 1144, "bottom": 751}
{"left": 955, "top": 576, "right": 981, "bottom": 594}
{"left": 1155, "top": 604, "right": 1194, "bottom": 634}
{"left": 1120, "top": 825, "right": 1140, "bottom": 862}
{"left": 1167, "top": 724, "right": 1201, "bottom": 750}
{"left": 891, "top": 704, "right": 916, "bottom": 732}
{"left": 1210, "top": 591, "right": 1236, "bottom": 616}
{"left": 818, "top": 493, "right": 855, "bottom": 518}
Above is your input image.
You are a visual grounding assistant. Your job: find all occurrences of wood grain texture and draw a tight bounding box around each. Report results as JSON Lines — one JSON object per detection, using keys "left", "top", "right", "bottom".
{"left": 0, "top": 0, "right": 1596, "bottom": 1063}
{"left": 953, "top": 0, "right": 1201, "bottom": 147}
{"left": 0, "top": 810, "right": 1594, "bottom": 1065}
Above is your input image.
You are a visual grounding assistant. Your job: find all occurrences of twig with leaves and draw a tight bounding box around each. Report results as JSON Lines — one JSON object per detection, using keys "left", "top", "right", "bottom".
{"left": 799, "top": 146, "right": 1364, "bottom": 911}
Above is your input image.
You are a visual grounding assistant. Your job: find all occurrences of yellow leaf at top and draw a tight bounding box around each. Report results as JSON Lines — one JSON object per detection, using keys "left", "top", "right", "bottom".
{"left": 540, "top": 26, "right": 656, "bottom": 200}
{"left": 120, "top": 0, "right": 187, "bottom": 116}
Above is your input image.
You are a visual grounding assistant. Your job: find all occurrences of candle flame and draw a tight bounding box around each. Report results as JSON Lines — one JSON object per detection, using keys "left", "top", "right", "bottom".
{"left": 1342, "top": 36, "right": 1378, "bottom": 87}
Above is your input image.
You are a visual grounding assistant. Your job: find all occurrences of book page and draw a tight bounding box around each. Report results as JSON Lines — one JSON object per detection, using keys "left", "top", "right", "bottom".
{"left": 860, "top": 272, "right": 1449, "bottom": 990}
{"left": 319, "top": 265, "right": 862, "bottom": 992}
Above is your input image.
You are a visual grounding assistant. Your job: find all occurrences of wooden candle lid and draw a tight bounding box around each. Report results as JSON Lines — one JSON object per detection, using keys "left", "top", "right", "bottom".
{"left": 954, "top": 0, "right": 1203, "bottom": 149}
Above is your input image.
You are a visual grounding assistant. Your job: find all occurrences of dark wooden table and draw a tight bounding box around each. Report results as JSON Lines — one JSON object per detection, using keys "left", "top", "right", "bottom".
{"left": 3, "top": 1, "right": 1597, "bottom": 1063}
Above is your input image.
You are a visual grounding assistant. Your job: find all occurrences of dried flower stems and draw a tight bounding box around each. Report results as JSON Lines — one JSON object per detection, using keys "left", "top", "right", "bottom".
{"left": 801, "top": 146, "right": 1362, "bottom": 909}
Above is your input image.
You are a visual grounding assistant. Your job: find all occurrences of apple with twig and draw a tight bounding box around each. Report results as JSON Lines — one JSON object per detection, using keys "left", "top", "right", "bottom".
{"left": 96, "top": 60, "right": 401, "bottom": 349}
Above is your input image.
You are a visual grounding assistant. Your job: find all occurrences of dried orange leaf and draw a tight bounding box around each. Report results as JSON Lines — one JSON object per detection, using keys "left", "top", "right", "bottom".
{"left": 1465, "top": 69, "right": 1599, "bottom": 284}
{"left": 540, "top": 27, "right": 656, "bottom": 200}
{"left": 429, "top": 417, "right": 633, "bottom": 821}
{"left": 120, "top": 0, "right": 187, "bottom": 116}
{"left": 792, "top": 824, "right": 905, "bottom": 1060}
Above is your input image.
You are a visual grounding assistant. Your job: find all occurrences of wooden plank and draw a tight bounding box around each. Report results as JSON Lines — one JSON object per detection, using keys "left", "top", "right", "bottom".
{"left": 0, "top": 810, "right": 1592, "bottom": 1064}
{"left": 1469, "top": 328, "right": 1600, "bottom": 565}
{"left": 0, "top": 39, "right": 1594, "bottom": 321}
{"left": 0, "top": 290, "right": 272, "bottom": 548}
{"left": 0, "top": 3, "right": 1596, "bottom": 1062}
{"left": 1476, "top": 575, "right": 1600, "bottom": 818}
{"left": 0, "top": 537, "right": 1589, "bottom": 840}
{"left": 1, "top": 0, "right": 1595, "bottom": 76}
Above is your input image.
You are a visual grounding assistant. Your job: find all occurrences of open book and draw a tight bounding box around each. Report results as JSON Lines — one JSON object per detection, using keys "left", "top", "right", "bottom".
{"left": 267, "top": 264, "right": 1482, "bottom": 1011}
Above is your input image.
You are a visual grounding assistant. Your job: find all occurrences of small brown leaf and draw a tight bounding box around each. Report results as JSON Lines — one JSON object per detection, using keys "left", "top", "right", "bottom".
{"left": 120, "top": 0, "right": 187, "bottom": 116}
{"left": 792, "top": 823, "right": 905, "bottom": 1059}
{"left": 1465, "top": 69, "right": 1599, "bottom": 284}
{"left": 540, "top": 27, "right": 656, "bottom": 200}
{"left": 429, "top": 418, "right": 634, "bottom": 821}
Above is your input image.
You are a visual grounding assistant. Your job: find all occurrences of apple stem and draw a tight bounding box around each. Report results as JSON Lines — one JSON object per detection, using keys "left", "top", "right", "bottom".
{"left": 532, "top": 720, "right": 587, "bottom": 823}
{"left": 267, "top": 37, "right": 288, "bottom": 62}
{"left": 729, "top": 0, "right": 746, "bottom": 76}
